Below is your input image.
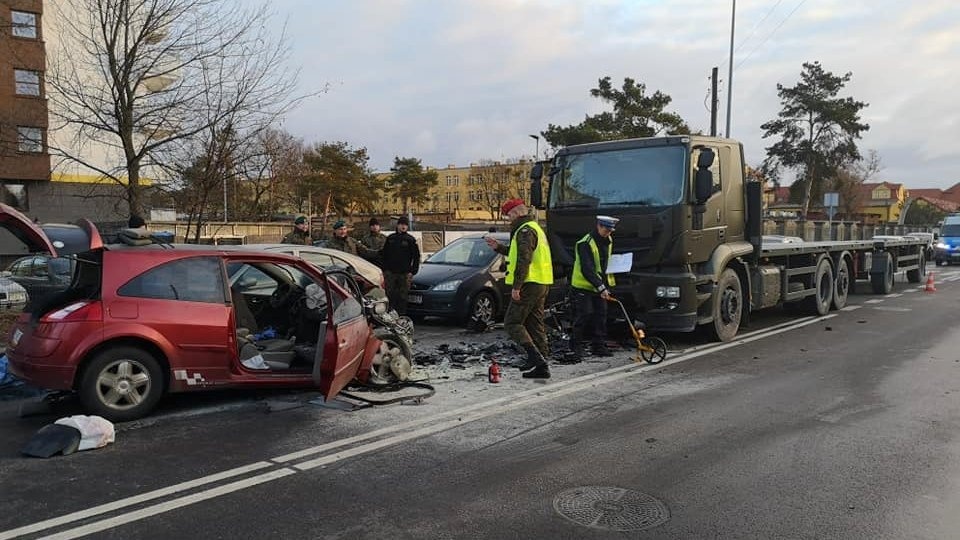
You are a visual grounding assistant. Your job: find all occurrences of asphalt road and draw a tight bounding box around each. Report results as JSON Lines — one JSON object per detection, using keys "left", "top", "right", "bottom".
{"left": 2, "top": 270, "right": 960, "bottom": 539}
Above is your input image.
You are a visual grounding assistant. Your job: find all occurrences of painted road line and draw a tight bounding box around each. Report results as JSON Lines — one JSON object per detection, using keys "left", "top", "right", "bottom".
{"left": 23, "top": 314, "right": 836, "bottom": 540}
{"left": 40, "top": 469, "right": 298, "bottom": 540}
{"left": 885, "top": 293, "right": 903, "bottom": 298}
{"left": 2, "top": 316, "right": 819, "bottom": 540}
{"left": 864, "top": 299, "right": 884, "bottom": 304}
{"left": 0, "top": 461, "right": 275, "bottom": 540}
{"left": 872, "top": 306, "right": 912, "bottom": 312}
{"left": 840, "top": 305, "right": 862, "bottom": 311}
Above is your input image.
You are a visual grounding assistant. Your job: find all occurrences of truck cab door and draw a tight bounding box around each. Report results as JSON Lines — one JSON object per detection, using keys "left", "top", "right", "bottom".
{"left": 689, "top": 145, "right": 726, "bottom": 259}
{"left": 312, "top": 274, "right": 368, "bottom": 400}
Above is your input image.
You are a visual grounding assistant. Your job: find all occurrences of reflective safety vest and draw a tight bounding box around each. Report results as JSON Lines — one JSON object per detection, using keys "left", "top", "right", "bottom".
{"left": 505, "top": 221, "right": 553, "bottom": 286}
{"left": 571, "top": 233, "right": 615, "bottom": 291}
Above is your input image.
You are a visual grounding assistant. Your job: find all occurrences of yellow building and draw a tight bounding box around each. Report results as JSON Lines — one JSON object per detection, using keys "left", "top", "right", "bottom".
{"left": 375, "top": 159, "right": 536, "bottom": 221}
{"left": 857, "top": 182, "right": 907, "bottom": 224}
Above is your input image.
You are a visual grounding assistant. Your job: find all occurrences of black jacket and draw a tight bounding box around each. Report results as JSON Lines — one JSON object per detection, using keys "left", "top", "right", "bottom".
{"left": 381, "top": 231, "right": 420, "bottom": 274}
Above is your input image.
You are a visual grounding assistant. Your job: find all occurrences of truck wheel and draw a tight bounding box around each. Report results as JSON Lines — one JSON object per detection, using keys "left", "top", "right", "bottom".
{"left": 832, "top": 257, "right": 850, "bottom": 310}
{"left": 710, "top": 268, "right": 742, "bottom": 342}
{"left": 870, "top": 253, "right": 894, "bottom": 294}
{"left": 802, "top": 257, "right": 834, "bottom": 315}
{"left": 906, "top": 252, "right": 925, "bottom": 283}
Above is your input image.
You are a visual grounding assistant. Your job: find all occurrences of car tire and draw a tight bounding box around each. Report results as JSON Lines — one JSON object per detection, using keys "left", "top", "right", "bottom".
{"left": 709, "top": 268, "right": 742, "bottom": 343}
{"left": 464, "top": 291, "right": 497, "bottom": 328}
{"left": 79, "top": 346, "right": 164, "bottom": 422}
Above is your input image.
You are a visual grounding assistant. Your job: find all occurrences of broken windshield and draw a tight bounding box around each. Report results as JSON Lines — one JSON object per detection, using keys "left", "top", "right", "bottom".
{"left": 548, "top": 145, "right": 686, "bottom": 208}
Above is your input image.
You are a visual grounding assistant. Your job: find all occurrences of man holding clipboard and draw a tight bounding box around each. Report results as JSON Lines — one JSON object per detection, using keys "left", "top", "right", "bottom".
{"left": 569, "top": 215, "right": 620, "bottom": 358}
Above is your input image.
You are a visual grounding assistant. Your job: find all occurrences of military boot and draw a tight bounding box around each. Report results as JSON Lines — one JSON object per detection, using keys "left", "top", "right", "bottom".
{"left": 522, "top": 363, "right": 551, "bottom": 379}
{"left": 515, "top": 344, "right": 543, "bottom": 371}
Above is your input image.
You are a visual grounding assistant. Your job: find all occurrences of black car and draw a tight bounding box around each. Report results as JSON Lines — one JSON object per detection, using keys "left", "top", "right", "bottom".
{"left": 407, "top": 233, "right": 509, "bottom": 325}
{"left": 5, "top": 254, "right": 73, "bottom": 302}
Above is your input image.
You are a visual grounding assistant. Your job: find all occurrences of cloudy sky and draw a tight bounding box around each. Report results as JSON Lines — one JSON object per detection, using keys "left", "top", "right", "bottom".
{"left": 265, "top": 0, "right": 960, "bottom": 189}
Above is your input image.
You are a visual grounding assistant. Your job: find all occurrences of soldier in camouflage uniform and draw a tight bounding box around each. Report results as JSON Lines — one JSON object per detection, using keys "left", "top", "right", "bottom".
{"left": 281, "top": 216, "right": 313, "bottom": 245}
{"left": 358, "top": 217, "right": 387, "bottom": 267}
{"left": 485, "top": 198, "right": 553, "bottom": 379}
{"left": 326, "top": 220, "right": 361, "bottom": 255}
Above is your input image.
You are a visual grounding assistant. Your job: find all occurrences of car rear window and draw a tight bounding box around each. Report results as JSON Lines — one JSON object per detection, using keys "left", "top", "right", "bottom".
{"left": 118, "top": 257, "right": 225, "bottom": 303}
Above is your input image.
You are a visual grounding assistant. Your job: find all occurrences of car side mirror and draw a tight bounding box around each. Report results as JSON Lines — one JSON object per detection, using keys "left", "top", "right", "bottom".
{"left": 694, "top": 148, "right": 715, "bottom": 203}
{"left": 238, "top": 276, "right": 258, "bottom": 289}
{"left": 530, "top": 163, "right": 544, "bottom": 208}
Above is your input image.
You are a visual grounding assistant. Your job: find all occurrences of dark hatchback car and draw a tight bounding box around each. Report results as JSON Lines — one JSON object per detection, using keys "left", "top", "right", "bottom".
{"left": 407, "top": 233, "right": 509, "bottom": 325}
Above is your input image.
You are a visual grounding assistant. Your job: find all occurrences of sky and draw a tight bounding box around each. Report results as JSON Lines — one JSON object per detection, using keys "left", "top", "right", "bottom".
{"left": 262, "top": 0, "right": 960, "bottom": 189}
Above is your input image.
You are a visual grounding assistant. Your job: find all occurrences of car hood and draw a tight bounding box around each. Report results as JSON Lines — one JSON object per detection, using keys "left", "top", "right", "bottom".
{"left": 414, "top": 263, "right": 482, "bottom": 286}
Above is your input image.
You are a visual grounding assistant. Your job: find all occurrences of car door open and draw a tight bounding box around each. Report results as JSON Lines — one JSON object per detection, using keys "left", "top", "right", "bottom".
{"left": 312, "top": 275, "right": 368, "bottom": 400}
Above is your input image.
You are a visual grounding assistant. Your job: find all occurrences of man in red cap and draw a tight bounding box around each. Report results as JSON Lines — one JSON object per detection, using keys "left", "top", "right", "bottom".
{"left": 484, "top": 198, "right": 554, "bottom": 379}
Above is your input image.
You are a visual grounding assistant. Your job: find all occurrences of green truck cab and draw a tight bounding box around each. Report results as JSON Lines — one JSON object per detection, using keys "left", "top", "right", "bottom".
{"left": 531, "top": 135, "right": 926, "bottom": 342}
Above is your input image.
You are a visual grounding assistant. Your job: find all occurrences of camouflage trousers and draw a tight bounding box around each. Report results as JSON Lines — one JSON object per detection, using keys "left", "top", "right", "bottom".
{"left": 504, "top": 282, "right": 549, "bottom": 357}
{"left": 384, "top": 271, "right": 411, "bottom": 315}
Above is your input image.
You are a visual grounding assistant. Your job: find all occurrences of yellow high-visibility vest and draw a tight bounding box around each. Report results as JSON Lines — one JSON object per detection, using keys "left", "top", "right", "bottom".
{"left": 571, "top": 233, "right": 615, "bottom": 291}
{"left": 505, "top": 221, "right": 553, "bottom": 285}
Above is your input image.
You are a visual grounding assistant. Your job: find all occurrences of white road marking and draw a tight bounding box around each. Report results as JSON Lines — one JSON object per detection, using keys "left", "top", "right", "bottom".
{"left": 0, "top": 462, "right": 274, "bottom": 540}
{"left": 39, "top": 469, "right": 297, "bottom": 540}
{"left": 872, "top": 306, "right": 912, "bottom": 312}
{"left": 840, "top": 305, "right": 862, "bottom": 311}
{"left": 885, "top": 293, "right": 902, "bottom": 298}
{"left": 864, "top": 299, "right": 884, "bottom": 304}
{"left": 903, "top": 288, "right": 918, "bottom": 293}
{"left": 0, "top": 314, "right": 838, "bottom": 540}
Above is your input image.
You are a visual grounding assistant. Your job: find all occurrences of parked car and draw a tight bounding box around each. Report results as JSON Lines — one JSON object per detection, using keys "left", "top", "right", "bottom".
{"left": 246, "top": 244, "right": 385, "bottom": 294}
{"left": 407, "top": 233, "right": 508, "bottom": 325}
{"left": 1, "top": 205, "right": 408, "bottom": 421}
{"left": 0, "top": 277, "right": 28, "bottom": 311}
{"left": 4, "top": 254, "right": 73, "bottom": 303}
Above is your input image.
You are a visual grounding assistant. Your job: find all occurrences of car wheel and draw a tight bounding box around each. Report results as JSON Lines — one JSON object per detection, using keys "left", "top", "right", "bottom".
{"left": 465, "top": 291, "right": 496, "bottom": 328}
{"left": 369, "top": 331, "right": 414, "bottom": 385}
{"left": 79, "top": 346, "right": 164, "bottom": 422}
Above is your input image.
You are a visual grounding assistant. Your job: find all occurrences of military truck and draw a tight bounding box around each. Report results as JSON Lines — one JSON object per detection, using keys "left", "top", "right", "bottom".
{"left": 530, "top": 135, "right": 927, "bottom": 342}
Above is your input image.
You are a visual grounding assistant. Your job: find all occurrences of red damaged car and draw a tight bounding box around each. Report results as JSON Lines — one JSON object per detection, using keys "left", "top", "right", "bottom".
{"left": 2, "top": 205, "right": 413, "bottom": 421}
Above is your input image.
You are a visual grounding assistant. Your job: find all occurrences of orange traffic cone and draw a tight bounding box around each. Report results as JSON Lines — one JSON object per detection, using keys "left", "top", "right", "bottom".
{"left": 924, "top": 271, "right": 937, "bottom": 293}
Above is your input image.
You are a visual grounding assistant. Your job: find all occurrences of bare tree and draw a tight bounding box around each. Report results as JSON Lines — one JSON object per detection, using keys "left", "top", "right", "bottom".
{"left": 45, "top": 0, "right": 314, "bottom": 218}
{"left": 469, "top": 160, "right": 526, "bottom": 219}
{"left": 831, "top": 149, "right": 882, "bottom": 221}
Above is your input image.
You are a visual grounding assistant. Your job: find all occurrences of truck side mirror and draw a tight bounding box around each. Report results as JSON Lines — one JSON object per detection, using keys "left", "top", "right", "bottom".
{"left": 529, "top": 162, "right": 544, "bottom": 208}
{"left": 694, "top": 148, "right": 715, "bottom": 203}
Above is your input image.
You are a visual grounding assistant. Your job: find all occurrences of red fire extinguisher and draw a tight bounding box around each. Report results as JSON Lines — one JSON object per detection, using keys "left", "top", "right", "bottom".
{"left": 488, "top": 360, "right": 501, "bottom": 383}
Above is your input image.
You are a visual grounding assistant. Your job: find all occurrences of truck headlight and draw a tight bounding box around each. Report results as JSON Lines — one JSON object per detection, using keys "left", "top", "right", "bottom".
{"left": 656, "top": 286, "right": 681, "bottom": 298}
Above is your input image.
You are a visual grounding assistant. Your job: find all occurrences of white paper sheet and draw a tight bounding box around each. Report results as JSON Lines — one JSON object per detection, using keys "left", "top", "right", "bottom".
{"left": 607, "top": 252, "right": 633, "bottom": 274}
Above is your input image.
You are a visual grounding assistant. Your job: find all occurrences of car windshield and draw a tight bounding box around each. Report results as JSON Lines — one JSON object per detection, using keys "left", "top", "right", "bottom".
{"left": 425, "top": 238, "right": 496, "bottom": 267}
{"left": 549, "top": 145, "right": 686, "bottom": 208}
{"left": 941, "top": 224, "right": 960, "bottom": 237}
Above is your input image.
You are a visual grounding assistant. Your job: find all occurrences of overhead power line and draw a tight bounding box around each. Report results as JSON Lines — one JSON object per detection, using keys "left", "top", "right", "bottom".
{"left": 735, "top": 0, "right": 808, "bottom": 70}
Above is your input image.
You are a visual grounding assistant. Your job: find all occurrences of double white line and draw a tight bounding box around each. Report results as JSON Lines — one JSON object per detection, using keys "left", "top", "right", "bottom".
{"left": 2, "top": 314, "right": 834, "bottom": 540}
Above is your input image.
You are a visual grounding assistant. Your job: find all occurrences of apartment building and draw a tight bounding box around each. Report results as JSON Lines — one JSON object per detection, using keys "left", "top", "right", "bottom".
{"left": 0, "top": 0, "right": 48, "bottom": 210}
{"left": 376, "top": 159, "right": 536, "bottom": 220}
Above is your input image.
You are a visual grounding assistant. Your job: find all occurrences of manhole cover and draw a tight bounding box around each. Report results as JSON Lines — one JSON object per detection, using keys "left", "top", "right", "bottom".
{"left": 553, "top": 486, "right": 670, "bottom": 532}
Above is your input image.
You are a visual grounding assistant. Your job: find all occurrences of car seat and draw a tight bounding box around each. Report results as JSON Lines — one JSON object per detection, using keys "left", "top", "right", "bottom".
{"left": 232, "top": 288, "right": 296, "bottom": 369}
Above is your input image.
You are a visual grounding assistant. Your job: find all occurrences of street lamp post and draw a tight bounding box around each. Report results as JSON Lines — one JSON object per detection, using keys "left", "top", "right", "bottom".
{"left": 726, "top": 0, "right": 736, "bottom": 138}
{"left": 529, "top": 134, "right": 539, "bottom": 160}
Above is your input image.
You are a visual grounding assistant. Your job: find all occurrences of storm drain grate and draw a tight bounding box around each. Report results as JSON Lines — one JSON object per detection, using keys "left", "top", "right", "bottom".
{"left": 553, "top": 486, "right": 670, "bottom": 532}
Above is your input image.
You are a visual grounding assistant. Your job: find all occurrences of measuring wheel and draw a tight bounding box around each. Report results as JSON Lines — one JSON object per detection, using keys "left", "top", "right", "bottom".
{"left": 639, "top": 336, "right": 667, "bottom": 364}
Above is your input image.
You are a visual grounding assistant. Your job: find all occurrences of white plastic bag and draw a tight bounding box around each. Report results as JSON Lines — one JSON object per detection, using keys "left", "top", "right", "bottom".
{"left": 54, "top": 415, "right": 115, "bottom": 451}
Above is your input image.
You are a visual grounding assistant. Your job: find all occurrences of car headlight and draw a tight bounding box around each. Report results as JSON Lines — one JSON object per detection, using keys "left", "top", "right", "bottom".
{"left": 656, "top": 286, "right": 681, "bottom": 298}
{"left": 936, "top": 242, "right": 949, "bottom": 249}
{"left": 432, "top": 280, "right": 462, "bottom": 291}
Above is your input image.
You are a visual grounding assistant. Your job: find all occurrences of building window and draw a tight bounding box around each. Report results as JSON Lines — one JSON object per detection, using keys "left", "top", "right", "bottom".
{"left": 11, "top": 11, "right": 38, "bottom": 39}
{"left": 17, "top": 127, "right": 43, "bottom": 153}
{"left": 14, "top": 69, "right": 41, "bottom": 96}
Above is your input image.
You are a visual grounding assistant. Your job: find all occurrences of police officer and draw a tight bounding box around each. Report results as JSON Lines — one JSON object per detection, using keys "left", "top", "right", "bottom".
{"left": 281, "top": 216, "right": 313, "bottom": 245}
{"left": 381, "top": 216, "right": 420, "bottom": 315}
{"left": 485, "top": 198, "right": 554, "bottom": 379}
{"left": 570, "top": 215, "right": 619, "bottom": 357}
{"left": 358, "top": 217, "right": 387, "bottom": 266}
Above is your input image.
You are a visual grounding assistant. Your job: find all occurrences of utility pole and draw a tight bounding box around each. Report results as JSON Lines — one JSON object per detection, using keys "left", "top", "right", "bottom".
{"left": 725, "top": 0, "right": 736, "bottom": 138}
{"left": 710, "top": 67, "right": 719, "bottom": 137}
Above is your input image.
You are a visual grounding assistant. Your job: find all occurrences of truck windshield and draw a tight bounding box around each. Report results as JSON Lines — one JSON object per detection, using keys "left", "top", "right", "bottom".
{"left": 549, "top": 145, "right": 686, "bottom": 208}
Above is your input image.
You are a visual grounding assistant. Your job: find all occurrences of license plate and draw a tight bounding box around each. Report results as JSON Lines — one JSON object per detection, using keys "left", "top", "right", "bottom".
{"left": 408, "top": 294, "right": 423, "bottom": 304}
{"left": 11, "top": 328, "right": 22, "bottom": 347}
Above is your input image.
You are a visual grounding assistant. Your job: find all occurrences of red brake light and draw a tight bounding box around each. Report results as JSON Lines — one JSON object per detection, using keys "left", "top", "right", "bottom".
{"left": 40, "top": 301, "right": 103, "bottom": 323}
